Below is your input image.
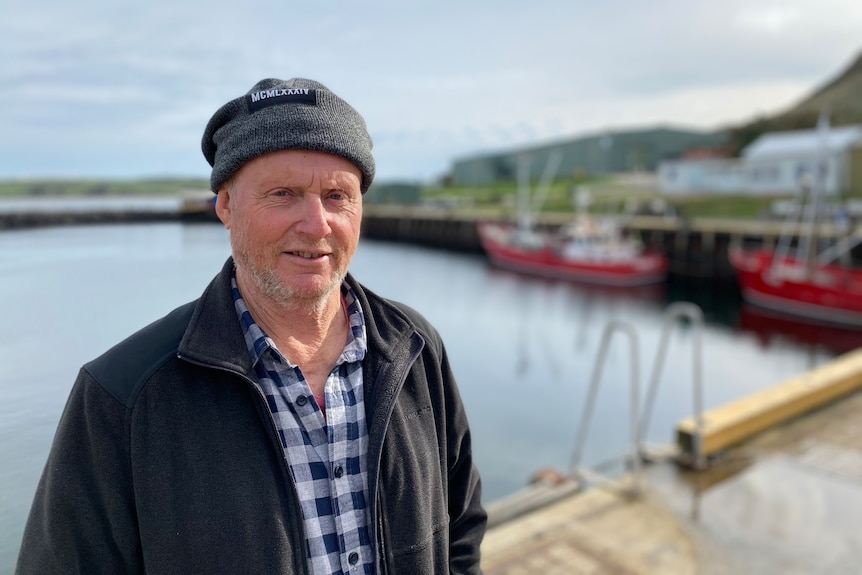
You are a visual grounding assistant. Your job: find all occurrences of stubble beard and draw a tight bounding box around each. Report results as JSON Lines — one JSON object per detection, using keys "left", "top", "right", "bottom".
{"left": 231, "top": 234, "right": 346, "bottom": 315}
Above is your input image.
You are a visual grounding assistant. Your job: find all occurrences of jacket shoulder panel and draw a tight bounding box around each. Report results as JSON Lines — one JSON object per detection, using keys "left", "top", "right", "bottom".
{"left": 386, "top": 299, "right": 442, "bottom": 354}
{"left": 83, "top": 300, "right": 197, "bottom": 409}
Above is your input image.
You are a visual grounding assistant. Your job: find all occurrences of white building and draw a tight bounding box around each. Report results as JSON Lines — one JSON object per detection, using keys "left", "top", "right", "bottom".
{"left": 658, "top": 157, "right": 745, "bottom": 194}
{"left": 658, "top": 124, "right": 862, "bottom": 196}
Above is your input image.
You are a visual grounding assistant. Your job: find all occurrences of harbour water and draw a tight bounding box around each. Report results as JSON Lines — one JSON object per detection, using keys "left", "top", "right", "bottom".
{"left": 0, "top": 221, "right": 856, "bottom": 572}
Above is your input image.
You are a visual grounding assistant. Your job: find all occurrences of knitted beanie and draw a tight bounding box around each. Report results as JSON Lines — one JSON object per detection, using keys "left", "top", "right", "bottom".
{"left": 202, "top": 78, "right": 375, "bottom": 193}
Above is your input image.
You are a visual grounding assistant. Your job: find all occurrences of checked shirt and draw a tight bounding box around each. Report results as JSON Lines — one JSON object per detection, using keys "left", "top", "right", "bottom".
{"left": 232, "top": 275, "right": 375, "bottom": 575}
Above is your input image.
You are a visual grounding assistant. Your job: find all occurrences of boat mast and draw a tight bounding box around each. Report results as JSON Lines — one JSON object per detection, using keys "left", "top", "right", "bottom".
{"left": 530, "top": 150, "right": 564, "bottom": 219}
{"left": 802, "top": 111, "right": 831, "bottom": 278}
{"left": 516, "top": 154, "right": 532, "bottom": 233}
{"left": 516, "top": 151, "right": 563, "bottom": 233}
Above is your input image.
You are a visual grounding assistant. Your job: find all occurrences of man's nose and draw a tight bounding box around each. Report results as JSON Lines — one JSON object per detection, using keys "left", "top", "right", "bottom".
{"left": 296, "top": 196, "right": 332, "bottom": 237}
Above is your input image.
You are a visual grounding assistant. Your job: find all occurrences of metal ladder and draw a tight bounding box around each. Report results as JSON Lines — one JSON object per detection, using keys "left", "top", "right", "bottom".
{"left": 569, "top": 320, "right": 643, "bottom": 497}
{"left": 569, "top": 302, "right": 706, "bottom": 498}
{"left": 640, "top": 302, "right": 706, "bottom": 470}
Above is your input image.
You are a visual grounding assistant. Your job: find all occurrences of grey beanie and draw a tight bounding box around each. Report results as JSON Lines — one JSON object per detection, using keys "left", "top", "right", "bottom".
{"left": 202, "top": 78, "right": 375, "bottom": 193}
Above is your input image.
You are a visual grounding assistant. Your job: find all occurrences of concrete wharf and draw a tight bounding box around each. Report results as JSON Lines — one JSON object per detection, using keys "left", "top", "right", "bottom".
{"left": 481, "top": 348, "right": 862, "bottom": 574}
{"left": 359, "top": 206, "right": 861, "bottom": 282}
{"left": 3, "top": 199, "right": 860, "bottom": 282}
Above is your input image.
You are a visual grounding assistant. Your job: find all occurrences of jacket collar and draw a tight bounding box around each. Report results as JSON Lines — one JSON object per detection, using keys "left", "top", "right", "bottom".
{"left": 178, "top": 257, "right": 255, "bottom": 375}
{"left": 178, "top": 257, "right": 422, "bottom": 377}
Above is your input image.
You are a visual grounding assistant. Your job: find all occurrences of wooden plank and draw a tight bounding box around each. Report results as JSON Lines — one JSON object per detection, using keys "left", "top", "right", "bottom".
{"left": 677, "top": 348, "right": 862, "bottom": 457}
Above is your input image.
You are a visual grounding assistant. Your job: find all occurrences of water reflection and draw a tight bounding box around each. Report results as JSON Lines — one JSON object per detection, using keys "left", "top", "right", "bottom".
{"left": 484, "top": 267, "right": 669, "bottom": 378}
{"left": 737, "top": 304, "right": 862, "bottom": 356}
{"left": 420, "top": 256, "right": 851, "bottom": 503}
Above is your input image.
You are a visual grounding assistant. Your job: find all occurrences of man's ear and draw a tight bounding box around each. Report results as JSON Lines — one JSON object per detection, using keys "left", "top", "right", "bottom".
{"left": 215, "top": 188, "right": 231, "bottom": 230}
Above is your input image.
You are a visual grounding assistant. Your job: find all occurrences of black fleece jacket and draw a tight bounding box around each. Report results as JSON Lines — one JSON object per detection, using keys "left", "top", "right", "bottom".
{"left": 16, "top": 257, "right": 486, "bottom": 574}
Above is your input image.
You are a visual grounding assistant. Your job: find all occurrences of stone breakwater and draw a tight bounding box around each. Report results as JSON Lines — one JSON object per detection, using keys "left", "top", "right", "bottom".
{"left": 0, "top": 195, "right": 215, "bottom": 229}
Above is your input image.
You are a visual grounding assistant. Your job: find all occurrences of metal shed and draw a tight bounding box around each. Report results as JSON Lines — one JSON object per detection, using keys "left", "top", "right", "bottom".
{"left": 742, "top": 124, "right": 862, "bottom": 195}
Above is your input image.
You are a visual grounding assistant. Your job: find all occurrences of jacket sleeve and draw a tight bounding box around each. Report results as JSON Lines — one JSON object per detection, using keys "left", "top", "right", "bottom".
{"left": 439, "top": 344, "right": 487, "bottom": 574}
{"left": 16, "top": 369, "right": 142, "bottom": 574}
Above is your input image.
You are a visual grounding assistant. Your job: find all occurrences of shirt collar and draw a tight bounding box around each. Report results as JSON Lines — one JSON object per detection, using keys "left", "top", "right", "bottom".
{"left": 231, "top": 269, "right": 367, "bottom": 367}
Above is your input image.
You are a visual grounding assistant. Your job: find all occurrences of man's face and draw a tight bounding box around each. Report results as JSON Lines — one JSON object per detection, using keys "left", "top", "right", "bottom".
{"left": 215, "top": 149, "right": 363, "bottom": 310}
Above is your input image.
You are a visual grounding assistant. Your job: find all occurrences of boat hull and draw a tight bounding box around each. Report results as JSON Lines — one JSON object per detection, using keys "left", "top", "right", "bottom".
{"left": 729, "top": 247, "right": 862, "bottom": 327}
{"left": 478, "top": 222, "right": 669, "bottom": 287}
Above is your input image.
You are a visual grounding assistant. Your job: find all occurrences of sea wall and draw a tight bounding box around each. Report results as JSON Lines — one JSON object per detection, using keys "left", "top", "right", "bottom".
{"left": 3, "top": 201, "right": 858, "bottom": 282}
{"left": 360, "top": 207, "right": 860, "bottom": 282}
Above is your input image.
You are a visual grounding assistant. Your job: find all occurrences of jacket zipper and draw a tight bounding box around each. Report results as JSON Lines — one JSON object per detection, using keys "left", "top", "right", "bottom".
{"left": 177, "top": 353, "right": 310, "bottom": 575}
{"left": 368, "top": 337, "right": 424, "bottom": 575}
{"left": 181, "top": 329, "right": 425, "bottom": 575}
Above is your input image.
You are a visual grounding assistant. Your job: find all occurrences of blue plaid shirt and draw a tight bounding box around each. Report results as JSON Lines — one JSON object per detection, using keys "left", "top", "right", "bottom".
{"left": 232, "top": 274, "right": 375, "bottom": 575}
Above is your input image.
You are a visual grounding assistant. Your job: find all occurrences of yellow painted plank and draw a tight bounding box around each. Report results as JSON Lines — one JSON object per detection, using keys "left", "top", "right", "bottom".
{"left": 677, "top": 348, "right": 862, "bottom": 457}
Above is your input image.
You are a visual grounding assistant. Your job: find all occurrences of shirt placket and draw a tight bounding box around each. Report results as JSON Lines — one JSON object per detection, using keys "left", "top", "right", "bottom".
{"left": 324, "top": 369, "right": 364, "bottom": 572}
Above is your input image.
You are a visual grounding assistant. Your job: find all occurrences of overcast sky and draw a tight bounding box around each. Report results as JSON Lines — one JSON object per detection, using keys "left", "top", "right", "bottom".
{"left": 2, "top": 0, "right": 861, "bottom": 184}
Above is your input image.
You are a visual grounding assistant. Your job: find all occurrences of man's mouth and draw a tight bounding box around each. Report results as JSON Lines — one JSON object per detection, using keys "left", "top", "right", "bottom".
{"left": 288, "top": 251, "right": 326, "bottom": 259}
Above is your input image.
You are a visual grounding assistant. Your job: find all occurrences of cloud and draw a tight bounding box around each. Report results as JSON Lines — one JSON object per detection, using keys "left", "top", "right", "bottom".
{"left": 1, "top": 0, "right": 860, "bottom": 182}
{"left": 736, "top": 6, "right": 803, "bottom": 32}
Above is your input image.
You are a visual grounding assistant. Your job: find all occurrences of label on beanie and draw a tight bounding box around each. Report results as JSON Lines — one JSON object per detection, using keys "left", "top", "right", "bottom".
{"left": 247, "top": 89, "right": 317, "bottom": 113}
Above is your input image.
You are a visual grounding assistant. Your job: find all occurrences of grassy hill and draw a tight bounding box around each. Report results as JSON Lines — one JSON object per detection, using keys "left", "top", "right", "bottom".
{"left": 779, "top": 51, "right": 862, "bottom": 124}
{"left": 0, "top": 178, "right": 210, "bottom": 198}
{"left": 724, "top": 49, "right": 862, "bottom": 155}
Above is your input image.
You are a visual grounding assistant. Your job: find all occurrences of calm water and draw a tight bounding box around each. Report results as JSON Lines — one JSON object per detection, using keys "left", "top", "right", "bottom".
{"left": 1, "top": 222, "right": 855, "bottom": 572}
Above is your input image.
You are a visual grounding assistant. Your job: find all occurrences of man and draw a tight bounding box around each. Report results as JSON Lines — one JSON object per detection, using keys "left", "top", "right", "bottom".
{"left": 17, "top": 78, "right": 486, "bottom": 574}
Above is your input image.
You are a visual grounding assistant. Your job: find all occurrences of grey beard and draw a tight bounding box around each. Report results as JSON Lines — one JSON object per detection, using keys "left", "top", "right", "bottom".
{"left": 243, "top": 260, "right": 345, "bottom": 315}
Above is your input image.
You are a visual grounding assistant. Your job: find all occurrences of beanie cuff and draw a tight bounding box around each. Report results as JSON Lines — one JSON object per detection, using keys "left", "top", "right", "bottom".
{"left": 202, "top": 78, "right": 375, "bottom": 193}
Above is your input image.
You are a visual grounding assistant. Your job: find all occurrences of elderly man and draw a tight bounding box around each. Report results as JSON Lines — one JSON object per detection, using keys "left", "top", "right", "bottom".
{"left": 17, "top": 78, "right": 486, "bottom": 574}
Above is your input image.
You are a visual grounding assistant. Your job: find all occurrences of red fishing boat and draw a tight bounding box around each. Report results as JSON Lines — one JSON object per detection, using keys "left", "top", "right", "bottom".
{"left": 478, "top": 217, "right": 669, "bottom": 287}
{"left": 479, "top": 151, "right": 668, "bottom": 286}
{"left": 729, "top": 245, "right": 862, "bottom": 327}
{"left": 729, "top": 113, "right": 862, "bottom": 327}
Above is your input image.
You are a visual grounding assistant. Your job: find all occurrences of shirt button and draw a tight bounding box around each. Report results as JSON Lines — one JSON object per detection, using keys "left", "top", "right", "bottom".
{"left": 333, "top": 465, "right": 344, "bottom": 478}
{"left": 296, "top": 395, "right": 308, "bottom": 407}
{"left": 348, "top": 552, "right": 359, "bottom": 565}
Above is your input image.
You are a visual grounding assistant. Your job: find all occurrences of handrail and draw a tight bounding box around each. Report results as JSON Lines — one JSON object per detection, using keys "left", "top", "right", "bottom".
{"left": 569, "top": 320, "right": 642, "bottom": 497}
{"left": 639, "top": 302, "right": 706, "bottom": 469}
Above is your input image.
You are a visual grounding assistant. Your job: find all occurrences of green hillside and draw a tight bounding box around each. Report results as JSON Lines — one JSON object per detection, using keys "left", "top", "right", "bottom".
{"left": 780, "top": 51, "right": 862, "bottom": 125}
{"left": 0, "top": 179, "right": 210, "bottom": 198}
{"left": 724, "top": 49, "right": 862, "bottom": 155}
